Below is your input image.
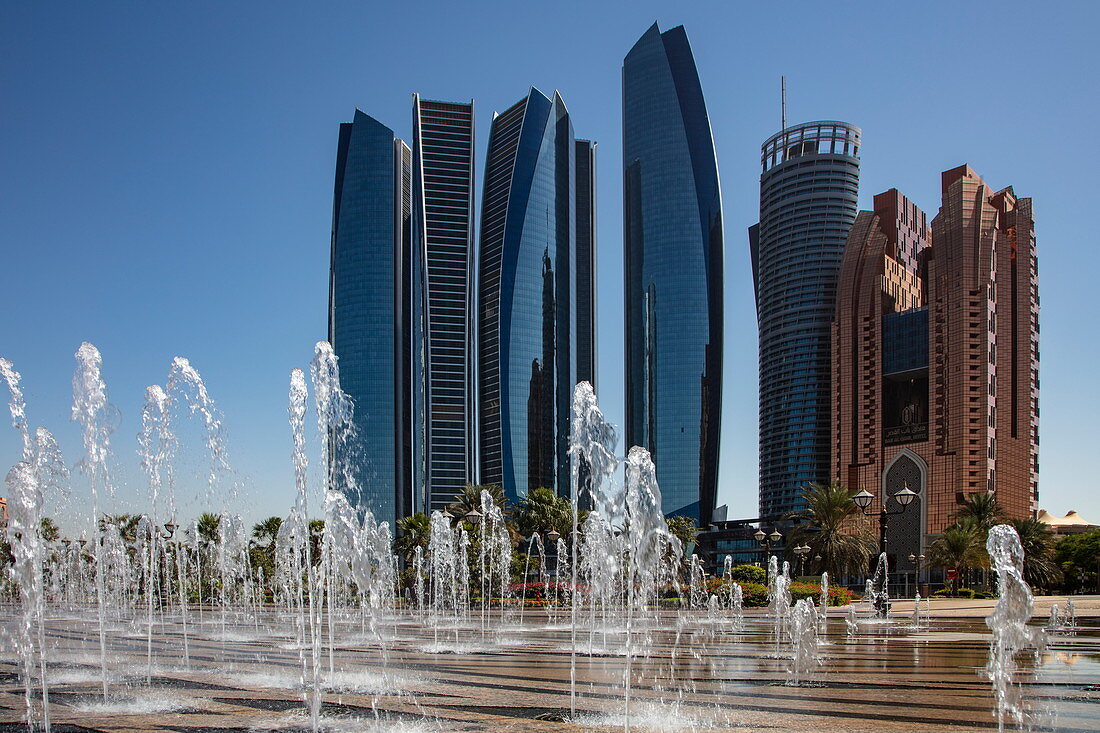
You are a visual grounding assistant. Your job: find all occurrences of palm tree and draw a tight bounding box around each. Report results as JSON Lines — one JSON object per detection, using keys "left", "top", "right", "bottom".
{"left": 515, "top": 487, "right": 576, "bottom": 538}
{"left": 926, "top": 520, "right": 985, "bottom": 593}
{"left": 308, "top": 519, "right": 324, "bottom": 565}
{"left": 955, "top": 493, "right": 1006, "bottom": 590}
{"left": 394, "top": 513, "right": 431, "bottom": 563}
{"left": 99, "top": 513, "right": 143, "bottom": 544}
{"left": 785, "top": 481, "right": 876, "bottom": 577}
{"left": 40, "top": 517, "right": 60, "bottom": 543}
{"left": 1010, "top": 518, "right": 1062, "bottom": 590}
{"left": 448, "top": 483, "right": 509, "bottom": 518}
{"left": 956, "top": 492, "right": 1006, "bottom": 533}
{"left": 196, "top": 512, "right": 221, "bottom": 545}
{"left": 250, "top": 516, "right": 282, "bottom": 584}
{"left": 252, "top": 516, "right": 282, "bottom": 549}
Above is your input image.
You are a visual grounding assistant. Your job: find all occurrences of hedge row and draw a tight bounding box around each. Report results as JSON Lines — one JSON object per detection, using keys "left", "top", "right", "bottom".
{"left": 932, "top": 587, "right": 996, "bottom": 600}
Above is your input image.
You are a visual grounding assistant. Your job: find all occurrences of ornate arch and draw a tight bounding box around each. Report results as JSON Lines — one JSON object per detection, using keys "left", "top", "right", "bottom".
{"left": 881, "top": 449, "right": 927, "bottom": 575}
{"left": 882, "top": 448, "right": 927, "bottom": 491}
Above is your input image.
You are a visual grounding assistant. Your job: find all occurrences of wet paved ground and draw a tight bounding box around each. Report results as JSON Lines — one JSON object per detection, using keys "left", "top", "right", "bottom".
{"left": 1, "top": 599, "right": 1098, "bottom": 732}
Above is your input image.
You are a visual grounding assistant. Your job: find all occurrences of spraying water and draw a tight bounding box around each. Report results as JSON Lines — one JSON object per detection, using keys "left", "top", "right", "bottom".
{"left": 71, "top": 343, "right": 116, "bottom": 699}
{"left": 137, "top": 384, "right": 174, "bottom": 678}
{"left": 984, "top": 524, "right": 1046, "bottom": 732}
{"left": 620, "top": 446, "right": 671, "bottom": 731}
{"left": 730, "top": 583, "right": 744, "bottom": 630}
{"left": 311, "top": 341, "right": 356, "bottom": 675}
{"left": 767, "top": 556, "right": 791, "bottom": 657}
{"left": 284, "top": 368, "right": 322, "bottom": 730}
{"left": 5, "top": 430, "right": 65, "bottom": 733}
{"left": 566, "top": 381, "right": 618, "bottom": 717}
{"left": 0, "top": 360, "right": 45, "bottom": 729}
{"left": 787, "top": 598, "right": 820, "bottom": 685}
{"left": 846, "top": 604, "right": 858, "bottom": 637}
{"left": 166, "top": 357, "right": 231, "bottom": 501}
{"left": 869, "top": 552, "right": 890, "bottom": 618}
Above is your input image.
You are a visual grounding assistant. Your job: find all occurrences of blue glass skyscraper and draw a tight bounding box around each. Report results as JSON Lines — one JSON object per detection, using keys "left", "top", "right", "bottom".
{"left": 750, "top": 121, "right": 861, "bottom": 518}
{"left": 478, "top": 88, "right": 581, "bottom": 502}
{"left": 623, "top": 23, "right": 724, "bottom": 525}
{"left": 328, "top": 110, "right": 413, "bottom": 528}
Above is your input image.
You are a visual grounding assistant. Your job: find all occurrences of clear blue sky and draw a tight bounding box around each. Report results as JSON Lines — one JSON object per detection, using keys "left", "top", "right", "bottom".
{"left": 2, "top": 1, "right": 1097, "bottom": 530}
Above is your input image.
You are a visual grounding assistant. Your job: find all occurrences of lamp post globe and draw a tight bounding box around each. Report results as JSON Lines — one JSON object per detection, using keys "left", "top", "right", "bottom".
{"left": 893, "top": 486, "right": 917, "bottom": 507}
{"left": 852, "top": 489, "right": 874, "bottom": 509}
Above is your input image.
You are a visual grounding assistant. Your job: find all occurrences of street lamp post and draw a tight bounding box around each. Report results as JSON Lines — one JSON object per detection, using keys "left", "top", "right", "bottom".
{"left": 754, "top": 527, "right": 783, "bottom": 582}
{"left": 546, "top": 528, "right": 561, "bottom": 578}
{"left": 793, "top": 544, "right": 810, "bottom": 577}
{"left": 908, "top": 554, "right": 916, "bottom": 598}
{"left": 852, "top": 483, "right": 917, "bottom": 616}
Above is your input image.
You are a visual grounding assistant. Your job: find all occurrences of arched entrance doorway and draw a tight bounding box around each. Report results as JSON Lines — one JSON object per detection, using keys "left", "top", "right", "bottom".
{"left": 882, "top": 449, "right": 926, "bottom": 595}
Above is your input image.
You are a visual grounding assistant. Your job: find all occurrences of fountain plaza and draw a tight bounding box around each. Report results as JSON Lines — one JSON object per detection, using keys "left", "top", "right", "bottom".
{"left": 2, "top": 344, "right": 1098, "bottom": 732}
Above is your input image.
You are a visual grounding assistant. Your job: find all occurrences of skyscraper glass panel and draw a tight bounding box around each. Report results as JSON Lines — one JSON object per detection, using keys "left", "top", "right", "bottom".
{"left": 413, "top": 96, "right": 476, "bottom": 513}
{"left": 623, "top": 23, "right": 724, "bottom": 525}
{"left": 750, "top": 121, "right": 860, "bottom": 518}
{"left": 575, "top": 139, "right": 597, "bottom": 389}
{"left": 328, "top": 110, "right": 412, "bottom": 529}
{"left": 478, "top": 88, "right": 577, "bottom": 502}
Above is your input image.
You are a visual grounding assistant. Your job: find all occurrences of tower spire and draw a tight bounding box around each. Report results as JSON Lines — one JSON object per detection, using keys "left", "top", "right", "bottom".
{"left": 781, "top": 76, "right": 787, "bottom": 132}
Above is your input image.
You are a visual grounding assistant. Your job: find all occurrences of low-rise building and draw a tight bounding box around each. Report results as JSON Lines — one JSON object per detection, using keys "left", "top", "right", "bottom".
{"left": 1037, "top": 510, "right": 1097, "bottom": 537}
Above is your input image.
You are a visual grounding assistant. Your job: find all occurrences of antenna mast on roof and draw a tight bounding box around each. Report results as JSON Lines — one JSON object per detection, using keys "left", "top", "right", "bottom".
{"left": 781, "top": 76, "right": 787, "bottom": 132}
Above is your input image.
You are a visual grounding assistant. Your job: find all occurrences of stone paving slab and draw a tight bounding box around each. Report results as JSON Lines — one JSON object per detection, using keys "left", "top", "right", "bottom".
{"left": 1, "top": 602, "right": 1098, "bottom": 731}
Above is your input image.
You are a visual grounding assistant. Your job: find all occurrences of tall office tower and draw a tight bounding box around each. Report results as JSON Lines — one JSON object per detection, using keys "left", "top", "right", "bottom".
{"left": 832, "top": 169, "right": 1038, "bottom": 584}
{"left": 478, "top": 88, "right": 578, "bottom": 502}
{"left": 623, "top": 23, "right": 723, "bottom": 525}
{"left": 930, "top": 166, "right": 1039, "bottom": 519}
{"left": 329, "top": 110, "right": 414, "bottom": 528}
{"left": 412, "top": 96, "right": 477, "bottom": 513}
{"left": 575, "top": 139, "right": 597, "bottom": 389}
{"left": 750, "top": 121, "right": 861, "bottom": 519}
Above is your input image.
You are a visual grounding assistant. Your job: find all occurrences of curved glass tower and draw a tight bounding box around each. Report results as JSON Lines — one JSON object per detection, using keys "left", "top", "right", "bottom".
{"left": 623, "top": 23, "right": 724, "bottom": 525}
{"left": 478, "top": 88, "right": 578, "bottom": 502}
{"left": 750, "top": 121, "right": 861, "bottom": 518}
{"left": 329, "top": 110, "right": 413, "bottom": 528}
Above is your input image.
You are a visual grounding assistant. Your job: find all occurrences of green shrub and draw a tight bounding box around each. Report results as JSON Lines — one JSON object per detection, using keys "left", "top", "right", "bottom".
{"left": 707, "top": 579, "right": 852, "bottom": 607}
{"left": 728, "top": 564, "right": 766, "bottom": 584}
{"left": 935, "top": 587, "right": 979, "bottom": 598}
{"left": 740, "top": 582, "right": 768, "bottom": 606}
